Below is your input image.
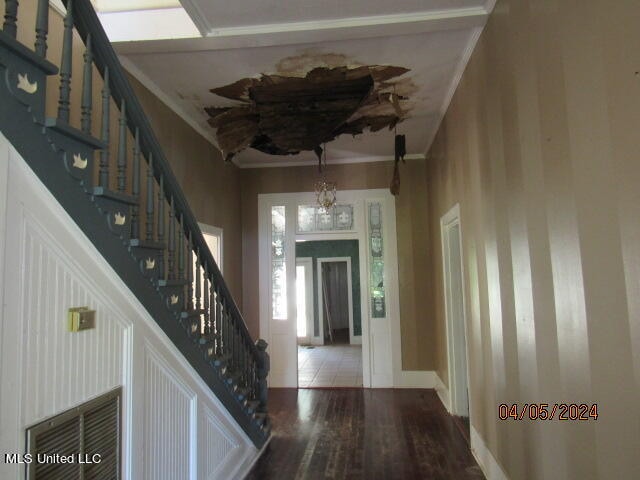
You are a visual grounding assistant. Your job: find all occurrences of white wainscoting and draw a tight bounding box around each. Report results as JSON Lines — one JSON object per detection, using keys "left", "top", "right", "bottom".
{"left": 0, "top": 133, "right": 260, "bottom": 479}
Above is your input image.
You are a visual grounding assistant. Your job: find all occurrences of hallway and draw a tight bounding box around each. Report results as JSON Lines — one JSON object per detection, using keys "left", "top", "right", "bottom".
{"left": 298, "top": 344, "right": 363, "bottom": 388}
{"left": 246, "top": 389, "right": 483, "bottom": 479}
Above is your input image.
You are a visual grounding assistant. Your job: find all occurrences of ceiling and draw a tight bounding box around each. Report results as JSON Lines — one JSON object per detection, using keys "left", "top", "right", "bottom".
{"left": 108, "top": 0, "right": 495, "bottom": 167}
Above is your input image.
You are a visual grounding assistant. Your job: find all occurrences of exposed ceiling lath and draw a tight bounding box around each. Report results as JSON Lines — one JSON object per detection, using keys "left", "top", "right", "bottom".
{"left": 205, "top": 64, "right": 411, "bottom": 162}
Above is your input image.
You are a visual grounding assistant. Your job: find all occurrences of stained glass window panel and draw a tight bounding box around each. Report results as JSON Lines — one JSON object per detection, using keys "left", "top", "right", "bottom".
{"left": 368, "top": 203, "right": 386, "bottom": 318}
{"left": 296, "top": 204, "right": 354, "bottom": 233}
{"left": 272, "top": 206, "right": 287, "bottom": 319}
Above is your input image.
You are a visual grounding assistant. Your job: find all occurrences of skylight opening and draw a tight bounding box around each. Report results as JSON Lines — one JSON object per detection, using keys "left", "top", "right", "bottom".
{"left": 91, "top": 0, "right": 201, "bottom": 42}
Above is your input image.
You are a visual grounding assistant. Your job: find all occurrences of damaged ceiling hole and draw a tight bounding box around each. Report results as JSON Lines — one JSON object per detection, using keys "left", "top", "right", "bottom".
{"left": 205, "top": 62, "right": 413, "bottom": 162}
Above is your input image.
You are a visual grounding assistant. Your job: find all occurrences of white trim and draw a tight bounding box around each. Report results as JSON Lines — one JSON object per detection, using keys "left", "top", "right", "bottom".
{"left": 395, "top": 371, "right": 437, "bottom": 389}
{"left": 258, "top": 189, "right": 399, "bottom": 388}
{"left": 50, "top": 0, "right": 66, "bottom": 16}
{"left": 205, "top": 8, "right": 487, "bottom": 38}
{"left": 423, "top": 26, "right": 483, "bottom": 156}
{"left": 295, "top": 257, "right": 314, "bottom": 344}
{"left": 316, "top": 257, "right": 356, "bottom": 345}
{"left": 178, "top": 0, "right": 212, "bottom": 35}
{"left": 471, "top": 425, "right": 510, "bottom": 480}
{"left": 118, "top": 55, "right": 221, "bottom": 150}
{"left": 237, "top": 153, "right": 425, "bottom": 169}
{"left": 121, "top": 6, "right": 487, "bottom": 53}
{"left": 441, "top": 204, "right": 471, "bottom": 417}
{"left": 435, "top": 372, "right": 451, "bottom": 412}
{"left": 484, "top": 0, "right": 498, "bottom": 13}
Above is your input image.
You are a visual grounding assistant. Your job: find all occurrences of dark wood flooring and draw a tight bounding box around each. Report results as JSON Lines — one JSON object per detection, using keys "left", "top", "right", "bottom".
{"left": 246, "top": 389, "right": 484, "bottom": 480}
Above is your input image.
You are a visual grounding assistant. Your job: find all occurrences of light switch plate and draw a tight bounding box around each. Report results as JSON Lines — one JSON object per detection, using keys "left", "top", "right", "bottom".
{"left": 68, "top": 307, "right": 96, "bottom": 332}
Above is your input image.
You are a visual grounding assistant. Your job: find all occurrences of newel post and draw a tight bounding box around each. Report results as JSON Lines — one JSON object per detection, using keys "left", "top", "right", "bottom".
{"left": 255, "top": 339, "right": 269, "bottom": 413}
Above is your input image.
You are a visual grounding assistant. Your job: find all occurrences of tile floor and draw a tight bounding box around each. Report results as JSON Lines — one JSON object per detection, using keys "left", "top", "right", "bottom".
{"left": 297, "top": 344, "right": 363, "bottom": 388}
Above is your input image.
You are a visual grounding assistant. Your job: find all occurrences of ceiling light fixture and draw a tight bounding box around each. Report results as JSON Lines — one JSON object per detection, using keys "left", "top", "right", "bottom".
{"left": 314, "top": 145, "right": 337, "bottom": 210}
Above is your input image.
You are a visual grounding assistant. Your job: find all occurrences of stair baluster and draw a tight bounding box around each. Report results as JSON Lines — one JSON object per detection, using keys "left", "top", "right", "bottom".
{"left": 187, "top": 231, "right": 194, "bottom": 311}
{"left": 99, "top": 66, "right": 110, "bottom": 188}
{"left": 145, "top": 154, "right": 154, "bottom": 241}
{"left": 168, "top": 196, "right": 175, "bottom": 279}
{"left": 157, "top": 175, "right": 165, "bottom": 278}
{"left": 215, "top": 286, "right": 222, "bottom": 356}
{"left": 131, "top": 128, "right": 140, "bottom": 239}
{"left": 57, "top": 0, "right": 73, "bottom": 124}
{"left": 178, "top": 214, "right": 185, "bottom": 307}
{"left": 195, "top": 247, "right": 201, "bottom": 311}
{"left": 3, "top": 0, "right": 18, "bottom": 39}
{"left": 35, "top": 0, "right": 49, "bottom": 57}
{"left": 203, "top": 266, "right": 209, "bottom": 337}
{"left": 117, "top": 99, "right": 127, "bottom": 193}
{"left": 80, "top": 34, "right": 92, "bottom": 134}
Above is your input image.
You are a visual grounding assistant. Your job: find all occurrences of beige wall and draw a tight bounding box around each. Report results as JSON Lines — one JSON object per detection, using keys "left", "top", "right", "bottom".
{"left": 240, "top": 161, "right": 435, "bottom": 370}
{"left": 425, "top": 0, "right": 640, "bottom": 478}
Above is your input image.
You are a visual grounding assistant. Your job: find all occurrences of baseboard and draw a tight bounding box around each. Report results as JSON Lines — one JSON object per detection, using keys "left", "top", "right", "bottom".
{"left": 435, "top": 373, "right": 451, "bottom": 412}
{"left": 470, "top": 425, "right": 509, "bottom": 480}
{"left": 394, "top": 370, "right": 437, "bottom": 388}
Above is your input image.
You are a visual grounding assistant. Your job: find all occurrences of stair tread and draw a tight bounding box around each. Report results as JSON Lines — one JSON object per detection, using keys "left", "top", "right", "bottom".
{"left": 130, "top": 239, "right": 166, "bottom": 250}
{"left": 0, "top": 30, "right": 58, "bottom": 74}
{"left": 92, "top": 186, "right": 138, "bottom": 205}
{"left": 45, "top": 118, "right": 106, "bottom": 149}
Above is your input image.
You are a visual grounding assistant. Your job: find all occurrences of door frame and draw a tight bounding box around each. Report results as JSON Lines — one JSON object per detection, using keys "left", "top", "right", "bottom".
{"left": 317, "top": 257, "right": 355, "bottom": 345}
{"left": 258, "top": 189, "right": 400, "bottom": 388}
{"left": 198, "top": 222, "right": 223, "bottom": 273}
{"left": 440, "top": 203, "right": 471, "bottom": 416}
{"left": 295, "top": 257, "right": 314, "bottom": 345}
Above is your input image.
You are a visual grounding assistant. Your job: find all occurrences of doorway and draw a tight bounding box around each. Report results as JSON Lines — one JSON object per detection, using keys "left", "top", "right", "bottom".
{"left": 441, "top": 204, "right": 470, "bottom": 426}
{"left": 258, "top": 190, "right": 400, "bottom": 388}
{"left": 318, "top": 258, "right": 354, "bottom": 344}
{"left": 296, "top": 246, "right": 363, "bottom": 387}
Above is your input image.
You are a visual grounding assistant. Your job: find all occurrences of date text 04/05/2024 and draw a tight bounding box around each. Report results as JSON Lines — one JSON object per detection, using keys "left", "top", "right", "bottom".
{"left": 498, "top": 403, "right": 598, "bottom": 421}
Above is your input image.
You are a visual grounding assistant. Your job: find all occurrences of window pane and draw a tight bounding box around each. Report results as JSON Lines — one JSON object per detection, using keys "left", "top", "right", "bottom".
{"left": 369, "top": 202, "right": 386, "bottom": 318}
{"left": 296, "top": 204, "right": 354, "bottom": 233}
{"left": 272, "top": 206, "right": 287, "bottom": 319}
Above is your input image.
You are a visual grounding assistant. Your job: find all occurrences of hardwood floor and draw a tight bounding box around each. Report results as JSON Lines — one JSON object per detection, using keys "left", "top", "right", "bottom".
{"left": 246, "top": 389, "right": 484, "bottom": 480}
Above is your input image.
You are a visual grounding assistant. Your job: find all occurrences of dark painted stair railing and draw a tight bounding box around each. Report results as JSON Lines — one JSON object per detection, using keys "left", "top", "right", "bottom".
{"left": 0, "top": 0, "right": 270, "bottom": 447}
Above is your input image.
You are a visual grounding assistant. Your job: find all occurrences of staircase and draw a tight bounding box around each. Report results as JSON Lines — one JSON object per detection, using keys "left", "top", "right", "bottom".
{"left": 0, "top": 0, "right": 270, "bottom": 447}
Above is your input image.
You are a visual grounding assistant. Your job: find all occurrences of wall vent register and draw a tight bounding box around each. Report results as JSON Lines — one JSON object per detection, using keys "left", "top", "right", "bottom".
{"left": 25, "top": 388, "right": 121, "bottom": 479}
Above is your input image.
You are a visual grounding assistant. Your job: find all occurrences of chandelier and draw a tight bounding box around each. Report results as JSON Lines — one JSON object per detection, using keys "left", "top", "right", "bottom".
{"left": 314, "top": 145, "right": 337, "bottom": 210}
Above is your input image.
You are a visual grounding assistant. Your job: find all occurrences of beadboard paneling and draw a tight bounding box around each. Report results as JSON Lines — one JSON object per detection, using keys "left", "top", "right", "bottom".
{"left": 144, "top": 344, "right": 195, "bottom": 480}
{"left": 200, "top": 405, "right": 239, "bottom": 479}
{"left": 19, "top": 214, "right": 130, "bottom": 427}
{"left": 0, "top": 134, "right": 260, "bottom": 480}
